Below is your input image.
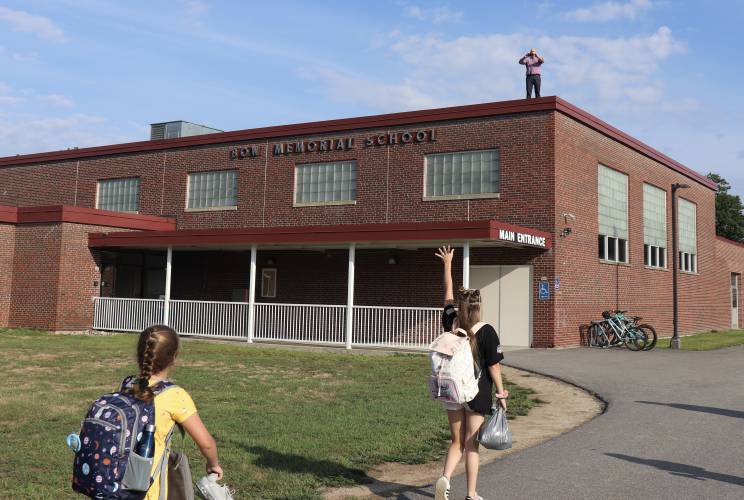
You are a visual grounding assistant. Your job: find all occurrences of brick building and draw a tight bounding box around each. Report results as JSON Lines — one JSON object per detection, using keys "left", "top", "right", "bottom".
{"left": 1, "top": 96, "right": 742, "bottom": 348}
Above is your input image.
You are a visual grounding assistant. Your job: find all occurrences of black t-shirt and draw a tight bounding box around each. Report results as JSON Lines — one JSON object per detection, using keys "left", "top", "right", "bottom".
{"left": 442, "top": 304, "right": 504, "bottom": 415}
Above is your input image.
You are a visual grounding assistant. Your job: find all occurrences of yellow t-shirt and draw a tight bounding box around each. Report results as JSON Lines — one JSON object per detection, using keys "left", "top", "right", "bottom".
{"left": 145, "top": 382, "right": 197, "bottom": 500}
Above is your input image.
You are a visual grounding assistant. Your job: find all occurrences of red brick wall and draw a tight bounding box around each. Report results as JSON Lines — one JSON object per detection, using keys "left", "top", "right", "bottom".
{"left": 0, "top": 113, "right": 556, "bottom": 232}
{"left": 9, "top": 223, "right": 63, "bottom": 329}
{"left": 8, "top": 222, "right": 123, "bottom": 331}
{"left": 714, "top": 237, "right": 744, "bottom": 329}
{"left": 554, "top": 112, "right": 723, "bottom": 345}
{"left": 56, "top": 223, "right": 105, "bottom": 330}
{"left": 0, "top": 223, "right": 14, "bottom": 327}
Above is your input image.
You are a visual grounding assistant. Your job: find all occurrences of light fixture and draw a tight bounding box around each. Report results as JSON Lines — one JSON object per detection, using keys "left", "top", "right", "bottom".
{"left": 388, "top": 257, "right": 398, "bottom": 265}
{"left": 266, "top": 258, "right": 275, "bottom": 266}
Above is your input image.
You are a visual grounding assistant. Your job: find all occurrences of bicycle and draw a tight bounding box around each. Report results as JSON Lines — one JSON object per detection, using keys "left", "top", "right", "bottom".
{"left": 587, "top": 310, "right": 656, "bottom": 351}
{"left": 616, "top": 311, "right": 657, "bottom": 351}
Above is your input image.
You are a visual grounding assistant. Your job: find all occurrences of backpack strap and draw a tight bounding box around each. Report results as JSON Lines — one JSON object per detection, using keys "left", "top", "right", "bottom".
{"left": 151, "top": 380, "right": 177, "bottom": 396}
{"left": 154, "top": 423, "right": 179, "bottom": 500}
{"left": 471, "top": 322, "right": 486, "bottom": 334}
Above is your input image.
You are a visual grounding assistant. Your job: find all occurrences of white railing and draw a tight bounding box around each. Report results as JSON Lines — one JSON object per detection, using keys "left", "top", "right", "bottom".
{"left": 254, "top": 303, "right": 347, "bottom": 344}
{"left": 93, "top": 298, "right": 164, "bottom": 332}
{"left": 353, "top": 305, "right": 442, "bottom": 349}
{"left": 169, "top": 300, "right": 250, "bottom": 339}
{"left": 92, "top": 298, "right": 441, "bottom": 349}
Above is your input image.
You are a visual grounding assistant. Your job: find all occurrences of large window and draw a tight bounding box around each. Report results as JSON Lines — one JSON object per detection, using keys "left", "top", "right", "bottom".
{"left": 97, "top": 177, "right": 140, "bottom": 212}
{"left": 598, "top": 165, "right": 628, "bottom": 263}
{"left": 678, "top": 198, "right": 697, "bottom": 273}
{"left": 294, "top": 161, "right": 357, "bottom": 205}
{"left": 424, "top": 149, "right": 499, "bottom": 199}
{"left": 643, "top": 183, "right": 667, "bottom": 268}
{"left": 186, "top": 170, "right": 238, "bottom": 210}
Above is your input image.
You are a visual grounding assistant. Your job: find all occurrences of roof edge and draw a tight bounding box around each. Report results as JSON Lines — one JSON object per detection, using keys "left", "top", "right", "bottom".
{"left": 4, "top": 205, "right": 176, "bottom": 230}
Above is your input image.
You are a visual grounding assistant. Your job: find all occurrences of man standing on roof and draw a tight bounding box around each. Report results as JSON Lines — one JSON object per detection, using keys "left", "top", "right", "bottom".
{"left": 519, "top": 48, "right": 544, "bottom": 98}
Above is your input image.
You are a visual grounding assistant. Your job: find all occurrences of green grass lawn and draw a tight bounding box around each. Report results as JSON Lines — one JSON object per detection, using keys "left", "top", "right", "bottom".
{"left": 655, "top": 329, "right": 744, "bottom": 350}
{"left": 0, "top": 329, "right": 538, "bottom": 499}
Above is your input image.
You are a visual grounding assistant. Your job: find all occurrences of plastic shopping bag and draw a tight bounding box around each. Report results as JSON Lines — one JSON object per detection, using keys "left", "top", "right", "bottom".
{"left": 477, "top": 406, "right": 512, "bottom": 450}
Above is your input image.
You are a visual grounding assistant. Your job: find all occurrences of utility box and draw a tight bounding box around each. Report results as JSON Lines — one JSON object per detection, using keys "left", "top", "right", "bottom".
{"left": 150, "top": 120, "right": 222, "bottom": 140}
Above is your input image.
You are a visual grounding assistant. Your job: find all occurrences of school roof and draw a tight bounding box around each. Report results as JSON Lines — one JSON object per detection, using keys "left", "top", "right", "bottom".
{"left": 0, "top": 96, "right": 716, "bottom": 190}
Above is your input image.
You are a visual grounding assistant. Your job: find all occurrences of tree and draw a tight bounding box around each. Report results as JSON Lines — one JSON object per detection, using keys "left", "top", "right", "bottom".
{"left": 707, "top": 173, "right": 744, "bottom": 242}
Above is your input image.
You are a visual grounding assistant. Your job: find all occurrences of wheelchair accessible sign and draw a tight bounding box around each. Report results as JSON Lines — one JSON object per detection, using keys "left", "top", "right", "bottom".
{"left": 538, "top": 280, "right": 550, "bottom": 300}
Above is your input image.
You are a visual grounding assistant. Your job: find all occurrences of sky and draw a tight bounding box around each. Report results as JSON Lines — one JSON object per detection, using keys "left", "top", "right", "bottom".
{"left": 0, "top": 0, "right": 743, "bottom": 196}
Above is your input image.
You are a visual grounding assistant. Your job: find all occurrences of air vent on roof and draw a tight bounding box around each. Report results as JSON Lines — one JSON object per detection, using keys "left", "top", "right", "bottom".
{"left": 149, "top": 121, "right": 223, "bottom": 141}
{"left": 150, "top": 123, "right": 166, "bottom": 140}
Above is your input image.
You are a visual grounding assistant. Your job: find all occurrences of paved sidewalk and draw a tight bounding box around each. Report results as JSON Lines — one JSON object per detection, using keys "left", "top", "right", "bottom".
{"left": 404, "top": 346, "right": 744, "bottom": 500}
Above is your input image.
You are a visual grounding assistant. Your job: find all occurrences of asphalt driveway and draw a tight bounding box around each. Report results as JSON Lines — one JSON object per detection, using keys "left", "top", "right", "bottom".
{"left": 403, "top": 345, "right": 744, "bottom": 500}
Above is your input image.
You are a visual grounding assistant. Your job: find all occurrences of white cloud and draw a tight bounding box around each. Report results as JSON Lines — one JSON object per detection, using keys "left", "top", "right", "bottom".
{"left": 298, "top": 66, "right": 442, "bottom": 111}
{"left": 0, "top": 113, "right": 137, "bottom": 156}
{"left": 404, "top": 5, "right": 464, "bottom": 24}
{"left": 0, "top": 83, "right": 23, "bottom": 105}
{"left": 563, "top": 0, "right": 655, "bottom": 22}
{"left": 0, "top": 6, "right": 65, "bottom": 41}
{"left": 303, "top": 26, "right": 685, "bottom": 113}
{"left": 38, "top": 94, "right": 75, "bottom": 108}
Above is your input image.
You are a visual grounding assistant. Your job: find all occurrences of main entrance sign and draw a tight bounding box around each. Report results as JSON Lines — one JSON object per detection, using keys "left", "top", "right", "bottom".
{"left": 498, "top": 228, "right": 547, "bottom": 248}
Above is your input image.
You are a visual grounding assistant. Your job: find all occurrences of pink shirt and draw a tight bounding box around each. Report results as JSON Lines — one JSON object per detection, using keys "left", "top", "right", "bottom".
{"left": 519, "top": 55, "right": 544, "bottom": 75}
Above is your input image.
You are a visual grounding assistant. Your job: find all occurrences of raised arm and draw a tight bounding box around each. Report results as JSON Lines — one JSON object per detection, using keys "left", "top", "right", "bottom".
{"left": 519, "top": 54, "right": 528, "bottom": 64}
{"left": 435, "top": 245, "right": 455, "bottom": 305}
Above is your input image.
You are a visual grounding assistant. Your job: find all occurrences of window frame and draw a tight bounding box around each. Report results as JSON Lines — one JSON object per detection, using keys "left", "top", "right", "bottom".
{"left": 679, "top": 251, "right": 698, "bottom": 273}
{"left": 96, "top": 176, "right": 141, "bottom": 213}
{"left": 185, "top": 169, "right": 239, "bottom": 212}
{"left": 422, "top": 148, "right": 501, "bottom": 201}
{"left": 597, "top": 164, "right": 629, "bottom": 264}
{"left": 644, "top": 244, "right": 667, "bottom": 269}
{"left": 677, "top": 197, "right": 697, "bottom": 273}
{"left": 292, "top": 160, "right": 358, "bottom": 207}
{"left": 598, "top": 234, "right": 629, "bottom": 264}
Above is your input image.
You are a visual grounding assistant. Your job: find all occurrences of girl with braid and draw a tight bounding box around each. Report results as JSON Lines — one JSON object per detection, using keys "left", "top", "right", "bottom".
{"left": 434, "top": 246, "right": 508, "bottom": 500}
{"left": 125, "top": 325, "right": 224, "bottom": 500}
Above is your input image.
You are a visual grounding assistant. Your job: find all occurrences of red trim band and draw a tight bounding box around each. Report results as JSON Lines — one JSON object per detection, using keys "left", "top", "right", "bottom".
{"left": 0, "top": 205, "right": 18, "bottom": 224}
{"left": 1, "top": 205, "right": 176, "bottom": 230}
{"left": 88, "top": 219, "right": 552, "bottom": 250}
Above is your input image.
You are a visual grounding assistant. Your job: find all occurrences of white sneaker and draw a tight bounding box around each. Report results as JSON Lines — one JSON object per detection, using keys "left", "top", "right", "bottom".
{"left": 196, "top": 473, "right": 235, "bottom": 500}
{"left": 435, "top": 475, "right": 450, "bottom": 500}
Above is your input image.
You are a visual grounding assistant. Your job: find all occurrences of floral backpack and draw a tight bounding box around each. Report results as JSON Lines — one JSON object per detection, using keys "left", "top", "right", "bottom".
{"left": 428, "top": 322, "right": 485, "bottom": 404}
{"left": 71, "top": 376, "right": 177, "bottom": 499}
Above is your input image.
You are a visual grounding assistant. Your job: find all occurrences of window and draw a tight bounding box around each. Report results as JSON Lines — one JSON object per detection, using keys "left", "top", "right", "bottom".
{"left": 186, "top": 170, "right": 238, "bottom": 210}
{"left": 294, "top": 161, "right": 357, "bottom": 205}
{"left": 678, "top": 198, "right": 697, "bottom": 273}
{"left": 598, "top": 165, "right": 628, "bottom": 263}
{"left": 261, "top": 268, "right": 277, "bottom": 298}
{"left": 424, "top": 149, "right": 499, "bottom": 199}
{"left": 97, "top": 177, "right": 140, "bottom": 212}
{"left": 643, "top": 184, "right": 667, "bottom": 268}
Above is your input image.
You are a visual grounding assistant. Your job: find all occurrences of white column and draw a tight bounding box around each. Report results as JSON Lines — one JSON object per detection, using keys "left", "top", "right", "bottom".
{"left": 247, "top": 245, "right": 257, "bottom": 343}
{"left": 345, "top": 243, "right": 356, "bottom": 349}
{"left": 163, "top": 246, "right": 173, "bottom": 325}
{"left": 462, "top": 241, "right": 470, "bottom": 289}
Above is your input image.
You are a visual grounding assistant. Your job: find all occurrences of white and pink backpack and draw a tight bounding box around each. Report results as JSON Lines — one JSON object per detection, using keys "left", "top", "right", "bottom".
{"left": 428, "top": 322, "right": 485, "bottom": 404}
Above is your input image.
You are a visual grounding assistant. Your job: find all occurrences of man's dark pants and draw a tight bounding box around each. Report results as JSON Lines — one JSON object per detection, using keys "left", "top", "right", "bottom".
{"left": 526, "top": 74, "right": 541, "bottom": 98}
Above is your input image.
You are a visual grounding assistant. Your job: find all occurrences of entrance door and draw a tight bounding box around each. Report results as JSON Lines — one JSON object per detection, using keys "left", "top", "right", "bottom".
{"left": 470, "top": 265, "right": 532, "bottom": 347}
{"left": 731, "top": 273, "right": 739, "bottom": 329}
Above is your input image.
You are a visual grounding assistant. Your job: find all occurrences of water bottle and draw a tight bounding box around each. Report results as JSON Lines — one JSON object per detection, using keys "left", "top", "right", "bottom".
{"left": 135, "top": 424, "right": 156, "bottom": 458}
{"left": 66, "top": 433, "right": 81, "bottom": 452}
